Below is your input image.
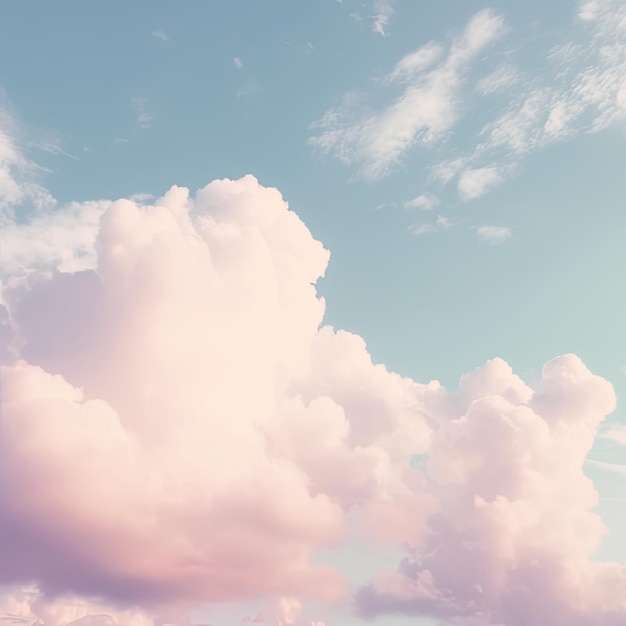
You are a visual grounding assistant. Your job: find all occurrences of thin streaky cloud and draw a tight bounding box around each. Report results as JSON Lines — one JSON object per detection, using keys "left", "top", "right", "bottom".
{"left": 309, "top": 9, "right": 508, "bottom": 180}
{"left": 131, "top": 97, "right": 153, "bottom": 129}
{"left": 409, "top": 214, "right": 453, "bottom": 235}
{"left": 601, "top": 425, "right": 626, "bottom": 446}
{"left": 152, "top": 29, "right": 169, "bottom": 42}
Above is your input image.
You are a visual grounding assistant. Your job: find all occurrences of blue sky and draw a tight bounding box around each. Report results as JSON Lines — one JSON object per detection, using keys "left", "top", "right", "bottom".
{"left": 1, "top": 2, "right": 626, "bottom": 626}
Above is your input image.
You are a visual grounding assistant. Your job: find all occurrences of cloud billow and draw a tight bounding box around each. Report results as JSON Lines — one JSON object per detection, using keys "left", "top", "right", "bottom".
{"left": 0, "top": 176, "right": 624, "bottom": 626}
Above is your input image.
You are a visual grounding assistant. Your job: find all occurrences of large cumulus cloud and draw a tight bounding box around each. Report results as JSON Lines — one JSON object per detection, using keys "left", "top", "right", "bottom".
{"left": 0, "top": 175, "right": 624, "bottom": 626}
{"left": 0, "top": 176, "right": 435, "bottom": 609}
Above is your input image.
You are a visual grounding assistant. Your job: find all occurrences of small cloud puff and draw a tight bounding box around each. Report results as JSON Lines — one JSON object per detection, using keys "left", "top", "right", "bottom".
{"left": 403, "top": 193, "right": 438, "bottom": 210}
{"left": 371, "top": 0, "right": 395, "bottom": 37}
{"left": 409, "top": 215, "right": 453, "bottom": 235}
{"left": 458, "top": 166, "right": 503, "bottom": 200}
{"left": 233, "top": 57, "right": 243, "bottom": 69}
{"left": 475, "top": 224, "right": 513, "bottom": 244}
{"left": 152, "top": 29, "right": 169, "bottom": 42}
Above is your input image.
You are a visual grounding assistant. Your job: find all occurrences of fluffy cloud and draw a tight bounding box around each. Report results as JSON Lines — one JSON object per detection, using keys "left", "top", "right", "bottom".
{"left": 0, "top": 175, "right": 623, "bottom": 626}
{"left": 457, "top": 167, "right": 502, "bottom": 201}
{"left": 0, "top": 176, "right": 438, "bottom": 610}
{"left": 0, "top": 589, "right": 153, "bottom": 626}
{"left": 356, "top": 357, "right": 626, "bottom": 625}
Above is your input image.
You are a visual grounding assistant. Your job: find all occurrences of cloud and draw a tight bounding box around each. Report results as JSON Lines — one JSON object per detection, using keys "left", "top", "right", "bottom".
{"left": 371, "top": 0, "right": 395, "bottom": 37}
{"left": 475, "top": 64, "right": 522, "bottom": 96}
{"left": 403, "top": 193, "right": 438, "bottom": 210}
{"left": 0, "top": 198, "right": 111, "bottom": 280}
{"left": 0, "top": 175, "right": 441, "bottom": 610}
{"left": 309, "top": 9, "right": 508, "bottom": 180}
{"left": 356, "top": 356, "right": 626, "bottom": 625}
{"left": 0, "top": 173, "right": 624, "bottom": 624}
{"left": 314, "top": 0, "right": 626, "bottom": 201}
{"left": 432, "top": 0, "right": 626, "bottom": 199}
{"left": 233, "top": 57, "right": 243, "bottom": 70}
{"left": 131, "top": 97, "right": 153, "bottom": 129}
{"left": 475, "top": 225, "right": 512, "bottom": 245}
{"left": 152, "top": 30, "right": 169, "bottom": 42}
{"left": 409, "top": 215, "right": 453, "bottom": 236}
{"left": 0, "top": 111, "right": 55, "bottom": 221}
{"left": 0, "top": 589, "right": 153, "bottom": 626}
{"left": 601, "top": 425, "right": 626, "bottom": 445}
{"left": 586, "top": 459, "right": 626, "bottom": 477}
{"left": 458, "top": 166, "right": 503, "bottom": 200}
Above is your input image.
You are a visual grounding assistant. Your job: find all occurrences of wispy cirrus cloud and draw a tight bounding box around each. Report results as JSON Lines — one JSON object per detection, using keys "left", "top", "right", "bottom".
{"left": 0, "top": 110, "right": 55, "bottom": 222}
{"left": 312, "top": 0, "right": 626, "bottom": 203}
{"left": 152, "top": 29, "right": 169, "bottom": 42}
{"left": 309, "top": 9, "right": 508, "bottom": 180}
{"left": 131, "top": 97, "right": 153, "bottom": 129}
{"left": 601, "top": 425, "right": 626, "bottom": 445}
{"left": 409, "top": 214, "right": 454, "bottom": 235}
{"left": 371, "top": 0, "right": 395, "bottom": 37}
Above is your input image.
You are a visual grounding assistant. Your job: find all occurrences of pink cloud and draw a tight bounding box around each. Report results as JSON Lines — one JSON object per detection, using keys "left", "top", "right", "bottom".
{"left": 0, "top": 176, "right": 434, "bottom": 611}
{"left": 0, "top": 175, "right": 624, "bottom": 626}
{"left": 356, "top": 356, "right": 625, "bottom": 625}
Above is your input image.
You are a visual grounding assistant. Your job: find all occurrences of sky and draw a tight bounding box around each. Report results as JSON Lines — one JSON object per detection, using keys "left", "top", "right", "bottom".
{"left": 0, "top": 1, "right": 626, "bottom": 625}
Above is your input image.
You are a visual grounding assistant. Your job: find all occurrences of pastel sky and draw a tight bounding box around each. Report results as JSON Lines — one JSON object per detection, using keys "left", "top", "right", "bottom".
{"left": 1, "top": 2, "right": 626, "bottom": 626}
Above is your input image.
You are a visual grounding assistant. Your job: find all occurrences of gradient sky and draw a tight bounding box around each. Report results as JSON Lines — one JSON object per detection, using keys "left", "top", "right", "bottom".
{"left": 1, "top": 2, "right": 626, "bottom": 626}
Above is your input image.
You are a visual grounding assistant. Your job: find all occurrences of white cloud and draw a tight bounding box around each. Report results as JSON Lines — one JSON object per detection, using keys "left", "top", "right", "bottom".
{"left": 315, "top": 0, "right": 626, "bottom": 203}
{"left": 601, "top": 425, "right": 626, "bottom": 445}
{"left": 131, "top": 97, "right": 153, "bottom": 129}
{"left": 458, "top": 165, "right": 503, "bottom": 200}
{"left": 0, "top": 198, "right": 111, "bottom": 280}
{"left": 586, "top": 458, "right": 626, "bottom": 476}
{"left": 475, "top": 63, "right": 522, "bottom": 95}
{"left": 233, "top": 57, "right": 243, "bottom": 70}
{"left": 371, "top": 0, "right": 395, "bottom": 37}
{"left": 386, "top": 42, "right": 445, "bottom": 84}
{"left": 475, "top": 225, "right": 512, "bottom": 245}
{"left": 409, "top": 214, "right": 453, "bottom": 235}
{"left": 309, "top": 9, "right": 508, "bottom": 180}
{"left": 152, "top": 29, "right": 169, "bottom": 42}
{"left": 403, "top": 193, "right": 438, "bottom": 210}
{"left": 0, "top": 111, "right": 55, "bottom": 222}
